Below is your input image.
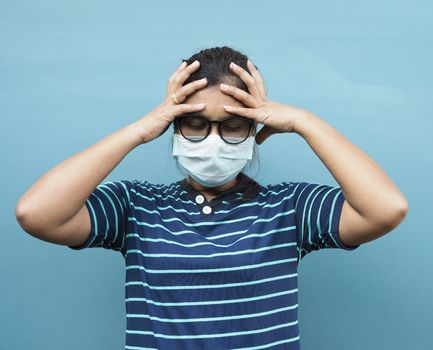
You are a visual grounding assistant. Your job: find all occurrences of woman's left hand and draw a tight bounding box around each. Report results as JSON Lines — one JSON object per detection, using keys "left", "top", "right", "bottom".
{"left": 220, "top": 60, "right": 310, "bottom": 145}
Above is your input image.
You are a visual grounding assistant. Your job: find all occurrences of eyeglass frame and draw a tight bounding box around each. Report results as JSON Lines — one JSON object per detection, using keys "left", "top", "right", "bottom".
{"left": 173, "top": 114, "right": 257, "bottom": 144}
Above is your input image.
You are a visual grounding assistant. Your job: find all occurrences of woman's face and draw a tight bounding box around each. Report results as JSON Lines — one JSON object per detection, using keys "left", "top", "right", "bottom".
{"left": 173, "top": 85, "right": 256, "bottom": 193}
{"left": 174, "top": 86, "right": 256, "bottom": 137}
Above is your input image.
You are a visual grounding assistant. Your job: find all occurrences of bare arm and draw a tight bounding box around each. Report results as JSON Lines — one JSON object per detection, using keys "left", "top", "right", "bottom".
{"left": 216, "top": 59, "right": 408, "bottom": 247}
{"left": 15, "top": 122, "right": 143, "bottom": 246}
{"left": 15, "top": 59, "right": 209, "bottom": 247}
{"left": 294, "top": 111, "right": 409, "bottom": 246}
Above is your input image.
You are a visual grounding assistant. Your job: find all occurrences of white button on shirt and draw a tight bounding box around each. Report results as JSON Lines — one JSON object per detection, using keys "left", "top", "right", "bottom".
{"left": 202, "top": 205, "right": 212, "bottom": 214}
{"left": 195, "top": 195, "right": 205, "bottom": 204}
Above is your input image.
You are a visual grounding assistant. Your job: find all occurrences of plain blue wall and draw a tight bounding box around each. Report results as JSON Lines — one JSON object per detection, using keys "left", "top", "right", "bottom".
{"left": 2, "top": 1, "right": 431, "bottom": 349}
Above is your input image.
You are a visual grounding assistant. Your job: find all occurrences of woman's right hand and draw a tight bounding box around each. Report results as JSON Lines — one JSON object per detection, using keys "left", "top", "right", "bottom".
{"left": 132, "top": 60, "right": 208, "bottom": 144}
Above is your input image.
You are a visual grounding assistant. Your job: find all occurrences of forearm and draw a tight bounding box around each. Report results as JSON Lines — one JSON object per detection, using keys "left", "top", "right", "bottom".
{"left": 16, "top": 122, "right": 143, "bottom": 230}
{"left": 294, "top": 110, "right": 408, "bottom": 224}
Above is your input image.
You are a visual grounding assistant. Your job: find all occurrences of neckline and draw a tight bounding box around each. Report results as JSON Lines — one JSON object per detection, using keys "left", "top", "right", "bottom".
{"left": 174, "top": 172, "right": 264, "bottom": 217}
{"left": 177, "top": 172, "right": 248, "bottom": 203}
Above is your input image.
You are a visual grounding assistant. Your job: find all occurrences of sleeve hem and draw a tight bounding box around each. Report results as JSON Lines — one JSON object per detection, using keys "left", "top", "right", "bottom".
{"left": 67, "top": 199, "right": 96, "bottom": 250}
{"left": 331, "top": 191, "right": 361, "bottom": 251}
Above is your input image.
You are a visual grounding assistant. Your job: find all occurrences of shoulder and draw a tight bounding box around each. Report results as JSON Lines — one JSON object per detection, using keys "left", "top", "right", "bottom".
{"left": 131, "top": 179, "right": 184, "bottom": 198}
{"left": 261, "top": 181, "right": 295, "bottom": 194}
{"left": 258, "top": 181, "right": 296, "bottom": 203}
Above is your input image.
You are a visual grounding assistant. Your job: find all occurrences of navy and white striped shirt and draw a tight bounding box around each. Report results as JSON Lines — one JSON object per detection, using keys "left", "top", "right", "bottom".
{"left": 68, "top": 172, "right": 360, "bottom": 349}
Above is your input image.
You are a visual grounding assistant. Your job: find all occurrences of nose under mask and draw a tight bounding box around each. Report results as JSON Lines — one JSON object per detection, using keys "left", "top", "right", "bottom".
{"left": 172, "top": 134, "right": 255, "bottom": 188}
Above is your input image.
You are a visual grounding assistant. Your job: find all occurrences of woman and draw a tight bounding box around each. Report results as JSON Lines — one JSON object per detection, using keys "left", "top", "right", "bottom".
{"left": 15, "top": 46, "right": 408, "bottom": 349}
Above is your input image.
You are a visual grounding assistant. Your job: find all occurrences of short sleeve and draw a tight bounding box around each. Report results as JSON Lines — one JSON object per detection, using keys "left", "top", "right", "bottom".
{"left": 292, "top": 181, "right": 360, "bottom": 263}
{"left": 68, "top": 179, "right": 135, "bottom": 252}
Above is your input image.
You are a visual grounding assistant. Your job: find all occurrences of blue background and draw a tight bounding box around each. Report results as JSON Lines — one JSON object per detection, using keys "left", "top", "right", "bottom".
{"left": 2, "top": 1, "right": 431, "bottom": 349}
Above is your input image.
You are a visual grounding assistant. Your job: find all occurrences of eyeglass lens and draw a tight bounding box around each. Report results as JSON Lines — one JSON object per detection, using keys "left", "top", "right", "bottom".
{"left": 178, "top": 116, "right": 252, "bottom": 144}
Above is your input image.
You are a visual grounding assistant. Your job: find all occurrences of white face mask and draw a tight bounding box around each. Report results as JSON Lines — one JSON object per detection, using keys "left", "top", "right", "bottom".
{"left": 172, "top": 134, "right": 255, "bottom": 188}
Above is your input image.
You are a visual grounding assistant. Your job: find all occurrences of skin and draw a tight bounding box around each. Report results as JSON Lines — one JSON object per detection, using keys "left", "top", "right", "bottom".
{"left": 216, "top": 59, "right": 409, "bottom": 246}
{"left": 140, "top": 58, "right": 409, "bottom": 246}
{"left": 14, "top": 58, "right": 409, "bottom": 250}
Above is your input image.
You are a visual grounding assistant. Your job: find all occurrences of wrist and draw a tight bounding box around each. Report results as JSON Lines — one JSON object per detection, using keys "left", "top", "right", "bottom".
{"left": 123, "top": 122, "right": 145, "bottom": 148}
{"left": 293, "top": 110, "right": 315, "bottom": 137}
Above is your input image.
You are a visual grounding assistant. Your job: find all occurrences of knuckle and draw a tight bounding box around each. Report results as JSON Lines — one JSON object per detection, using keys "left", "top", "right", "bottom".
{"left": 246, "top": 76, "right": 255, "bottom": 84}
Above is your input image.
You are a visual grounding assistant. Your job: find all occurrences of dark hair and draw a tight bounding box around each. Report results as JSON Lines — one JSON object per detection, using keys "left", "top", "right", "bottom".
{"left": 169, "top": 45, "right": 262, "bottom": 201}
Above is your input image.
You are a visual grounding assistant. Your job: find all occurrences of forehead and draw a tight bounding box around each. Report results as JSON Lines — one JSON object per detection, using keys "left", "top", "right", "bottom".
{"left": 183, "top": 87, "right": 245, "bottom": 118}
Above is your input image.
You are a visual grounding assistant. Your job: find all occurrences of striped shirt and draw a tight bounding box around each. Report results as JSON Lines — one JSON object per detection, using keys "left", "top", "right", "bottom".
{"left": 68, "top": 173, "right": 360, "bottom": 349}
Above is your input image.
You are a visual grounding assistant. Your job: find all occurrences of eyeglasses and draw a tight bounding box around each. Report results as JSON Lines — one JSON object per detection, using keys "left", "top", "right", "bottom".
{"left": 174, "top": 113, "right": 256, "bottom": 144}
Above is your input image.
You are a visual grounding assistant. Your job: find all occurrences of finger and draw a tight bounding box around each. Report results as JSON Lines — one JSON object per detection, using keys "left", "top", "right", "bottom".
{"left": 223, "top": 105, "right": 258, "bottom": 123}
{"left": 230, "top": 62, "right": 261, "bottom": 98}
{"left": 170, "top": 77, "right": 208, "bottom": 104}
{"left": 166, "top": 61, "right": 187, "bottom": 95}
{"left": 220, "top": 83, "right": 258, "bottom": 108}
{"left": 168, "top": 61, "right": 187, "bottom": 80}
{"left": 247, "top": 59, "right": 267, "bottom": 98}
{"left": 168, "top": 60, "right": 200, "bottom": 89}
{"left": 255, "top": 125, "right": 273, "bottom": 145}
{"left": 172, "top": 103, "right": 206, "bottom": 118}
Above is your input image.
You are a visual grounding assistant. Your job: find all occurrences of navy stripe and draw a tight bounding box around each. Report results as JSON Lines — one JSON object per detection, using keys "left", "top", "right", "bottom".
{"left": 68, "top": 178, "right": 360, "bottom": 349}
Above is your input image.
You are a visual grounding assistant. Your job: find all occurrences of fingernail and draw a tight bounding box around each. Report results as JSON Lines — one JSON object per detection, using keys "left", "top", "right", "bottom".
{"left": 220, "top": 83, "right": 228, "bottom": 89}
{"left": 193, "top": 60, "right": 199, "bottom": 65}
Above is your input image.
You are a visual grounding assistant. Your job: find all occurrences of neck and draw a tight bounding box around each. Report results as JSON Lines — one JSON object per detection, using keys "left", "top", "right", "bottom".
{"left": 186, "top": 175, "right": 239, "bottom": 194}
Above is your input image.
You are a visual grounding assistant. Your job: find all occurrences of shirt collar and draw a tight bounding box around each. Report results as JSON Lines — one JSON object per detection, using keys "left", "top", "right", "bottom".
{"left": 176, "top": 172, "right": 251, "bottom": 203}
